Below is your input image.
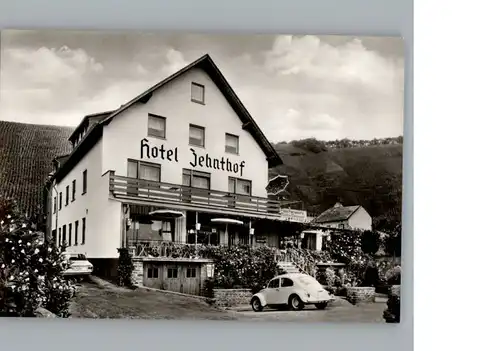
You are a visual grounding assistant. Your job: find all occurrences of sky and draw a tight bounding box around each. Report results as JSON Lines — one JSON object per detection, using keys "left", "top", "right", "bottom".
{"left": 0, "top": 30, "right": 404, "bottom": 143}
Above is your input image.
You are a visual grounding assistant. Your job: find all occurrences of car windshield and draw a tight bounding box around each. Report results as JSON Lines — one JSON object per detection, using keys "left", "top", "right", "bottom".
{"left": 297, "top": 276, "right": 323, "bottom": 289}
{"left": 65, "top": 254, "right": 87, "bottom": 261}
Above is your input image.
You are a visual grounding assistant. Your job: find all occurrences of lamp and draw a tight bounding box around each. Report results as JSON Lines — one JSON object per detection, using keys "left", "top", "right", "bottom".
{"left": 249, "top": 228, "right": 255, "bottom": 235}
{"left": 196, "top": 223, "right": 201, "bottom": 231}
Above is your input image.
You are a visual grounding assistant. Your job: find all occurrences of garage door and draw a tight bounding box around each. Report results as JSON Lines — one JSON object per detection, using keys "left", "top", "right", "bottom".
{"left": 162, "top": 264, "right": 201, "bottom": 296}
{"left": 143, "top": 263, "right": 201, "bottom": 296}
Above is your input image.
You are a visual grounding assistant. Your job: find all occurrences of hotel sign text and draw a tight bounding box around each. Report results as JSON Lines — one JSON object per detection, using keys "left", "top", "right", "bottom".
{"left": 280, "top": 208, "right": 310, "bottom": 223}
{"left": 140, "top": 138, "right": 246, "bottom": 177}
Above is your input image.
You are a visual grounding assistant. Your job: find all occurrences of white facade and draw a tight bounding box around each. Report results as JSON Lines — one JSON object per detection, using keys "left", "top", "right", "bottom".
{"left": 48, "top": 60, "right": 277, "bottom": 259}
{"left": 102, "top": 68, "right": 269, "bottom": 196}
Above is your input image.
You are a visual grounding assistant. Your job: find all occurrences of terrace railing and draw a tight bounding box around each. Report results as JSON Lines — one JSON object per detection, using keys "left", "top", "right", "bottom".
{"left": 109, "top": 172, "right": 281, "bottom": 217}
{"left": 129, "top": 240, "right": 211, "bottom": 259}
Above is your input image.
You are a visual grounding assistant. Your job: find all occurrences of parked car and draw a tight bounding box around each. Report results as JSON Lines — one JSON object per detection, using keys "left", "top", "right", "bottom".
{"left": 250, "top": 273, "right": 333, "bottom": 312}
{"left": 62, "top": 252, "right": 93, "bottom": 278}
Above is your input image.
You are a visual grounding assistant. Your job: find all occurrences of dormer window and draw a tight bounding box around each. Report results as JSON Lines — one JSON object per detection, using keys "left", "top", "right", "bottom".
{"left": 191, "top": 82, "right": 205, "bottom": 104}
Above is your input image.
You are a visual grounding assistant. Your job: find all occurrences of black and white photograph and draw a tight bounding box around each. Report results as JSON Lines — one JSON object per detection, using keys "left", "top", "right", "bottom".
{"left": 0, "top": 30, "right": 404, "bottom": 323}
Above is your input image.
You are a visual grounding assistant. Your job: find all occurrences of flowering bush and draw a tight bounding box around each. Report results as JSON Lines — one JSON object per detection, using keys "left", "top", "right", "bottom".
{"left": 0, "top": 197, "right": 75, "bottom": 317}
{"left": 202, "top": 245, "right": 279, "bottom": 293}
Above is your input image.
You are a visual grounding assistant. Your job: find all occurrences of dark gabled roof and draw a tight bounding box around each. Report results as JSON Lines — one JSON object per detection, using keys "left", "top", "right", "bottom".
{"left": 68, "top": 110, "right": 114, "bottom": 143}
{"left": 101, "top": 54, "right": 282, "bottom": 166}
{"left": 0, "top": 120, "right": 73, "bottom": 215}
{"left": 311, "top": 205, "right": 362, "bottom": 224}
{"left": 54, "top": 53, "right": 282, "bottom": 183}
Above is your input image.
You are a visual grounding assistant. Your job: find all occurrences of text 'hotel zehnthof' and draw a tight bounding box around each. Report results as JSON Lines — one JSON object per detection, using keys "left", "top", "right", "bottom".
{"left": 45, "top": 54, "right": 324, "bottom": 293}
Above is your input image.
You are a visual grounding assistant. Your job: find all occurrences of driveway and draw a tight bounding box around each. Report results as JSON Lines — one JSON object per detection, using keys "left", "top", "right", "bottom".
{"left": 229, "top": 298, "right": 386, "bottom": 323}
{"left": 70, "top": 278, "right": 386, "bottom": 323}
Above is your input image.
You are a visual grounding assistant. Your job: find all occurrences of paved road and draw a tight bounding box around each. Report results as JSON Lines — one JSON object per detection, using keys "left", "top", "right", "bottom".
{"left": 70, "top": 280, "right": 385, "bottom": 323}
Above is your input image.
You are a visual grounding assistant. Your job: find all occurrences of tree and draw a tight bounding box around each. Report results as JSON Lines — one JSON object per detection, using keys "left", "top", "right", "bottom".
{"left": 0, "top": 196, "right": 75, "bottom": 317}
{"left": 360, "top": 230, "right": 381, "bottom": 256}
{"left": 384, "top": 226, "right": 402, "bottom": 258}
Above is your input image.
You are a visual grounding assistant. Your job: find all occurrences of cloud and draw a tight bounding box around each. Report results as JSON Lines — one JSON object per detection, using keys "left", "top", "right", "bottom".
{"left": 0, "top": 45, "right": 190, "bottom": 126}
{"left": 0, "top": 34, "right": 404, "bottom": 142}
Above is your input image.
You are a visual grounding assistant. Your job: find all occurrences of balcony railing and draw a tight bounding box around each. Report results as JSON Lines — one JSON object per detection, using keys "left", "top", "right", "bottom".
{"left": 130, "top": 240, "right": 207, "bottom": 258}
{"left": 109, "top": 172, "right": 281, "bottom": 216}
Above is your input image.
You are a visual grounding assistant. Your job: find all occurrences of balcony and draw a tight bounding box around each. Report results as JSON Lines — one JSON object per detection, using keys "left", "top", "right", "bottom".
{"left": 108, "top": 172, "right": 281, "bottom": 217}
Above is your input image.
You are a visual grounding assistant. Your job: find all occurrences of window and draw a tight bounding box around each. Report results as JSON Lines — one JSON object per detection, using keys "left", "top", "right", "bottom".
{"left": 268, "top": 279, "right": 279, "bottom": 289}
{"left": 59, "top": 193, "right": 62, "bottom": 210}
{"left": 127, "top": 160, "right": 161, "bottom": 182}
{"left": 191, "top": 82, "right": 205, "bottom": 104}
{"left": 53, "top": 197, "right": 57, "bottom": 213}
{"left": 148, "top": 114, "right": 166, "bottom": 138}
{"left": 182, "top": 169, "right": 210, "bottom": 189}
{"left": 65, "top": 186, "right": 69, "bottom": 206}
{"left": 167, "top": 268, "right": 178, "bottom": 278}
{"left": 228, "top": 177, "right": 252, "bottom": 196}
{"left": 74, "top": 220, "right": 79, "bottom": 246}
{"left": 68, "top": 223, "right": 72, "bottom": 246}
{"left": 82, "top": 170, "right": 87, "bottom": 194}
{"left": 72, "top": 180, "right": 76, "bottom": 201}
{"left": 58, "top": 228, "right": 62, "bottom": 247}
{"left": 225, "top": 133, "right": 239, "bottom": 154}
{"left": 186, "top": 267, "right": 197, "bottom": 278}
{"left": 281, "top": 278, "right": 294, "bottom": 287}
{"left": 189, "top": 124, "right": 205, "bottom": 147}
{"left": 62, "top": 225, "right": 67, "bottom": 245}
{"left": 147, "top": 267, "right": 159, "bottom": 279}
{"left": 82, "top": 218, "right": 86, "bottom": 245}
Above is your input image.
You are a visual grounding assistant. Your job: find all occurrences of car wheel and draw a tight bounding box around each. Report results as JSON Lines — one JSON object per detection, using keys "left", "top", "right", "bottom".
{"left": 315, "top": 302, "right": 328, "bottom": 310}
{"left": 251, "top": 297, "right": 263, "bottom": 312}
{"left": 288, "top": 294, "right": 304, "bottom": 311}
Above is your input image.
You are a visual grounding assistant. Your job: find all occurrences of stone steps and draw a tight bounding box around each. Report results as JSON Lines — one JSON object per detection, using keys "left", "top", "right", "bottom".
{"left": 277, "top": 261, "right": 303, "bottom": 274}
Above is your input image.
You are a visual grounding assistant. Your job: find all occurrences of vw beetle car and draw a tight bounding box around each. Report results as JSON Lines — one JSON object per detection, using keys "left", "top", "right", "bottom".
{"left": 250, "top": 273, "right": 333, "bottom": 312}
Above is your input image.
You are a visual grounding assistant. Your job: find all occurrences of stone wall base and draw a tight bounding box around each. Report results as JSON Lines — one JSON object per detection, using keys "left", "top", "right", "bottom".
{"left": 131, "top": 259, "right": 144, "bottom": 287}
{"left": 346, "top": 287, "right": 376, "bottom": 305}
{"left": 213, "top": 289, "right": 252, "bottom": 308}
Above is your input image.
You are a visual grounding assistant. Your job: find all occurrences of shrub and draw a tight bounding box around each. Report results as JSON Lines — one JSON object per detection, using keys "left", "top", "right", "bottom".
{"left": 201, "top": 245, "right": 279, "bottom": 290}
{"left": 203, "top": 277, "right": 215, "bottom": 298}
{"left": 360, "top": 262, "right": 380, "bottom": 287}
{"left": 383, "top": 295, "right": 401, "bottom": 323}
{"left": 116, "top": 248, "right": 134, "bottom": 287}
{"left": 0, "top": 196, "right": 75, "bottom": 317}
{"left": 386, "top": 266, "right": 401, "bottom": 285}
{"left": 361, "top": 230, "right": 381, "bottom": 256}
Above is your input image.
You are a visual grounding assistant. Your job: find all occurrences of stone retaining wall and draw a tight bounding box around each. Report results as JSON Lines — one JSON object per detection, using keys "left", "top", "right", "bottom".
{"left": 346, "top": 287, "right": 376, "bottom": 305}
{"left": 213, "top": 289, "right": 253, "bottom": 308}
